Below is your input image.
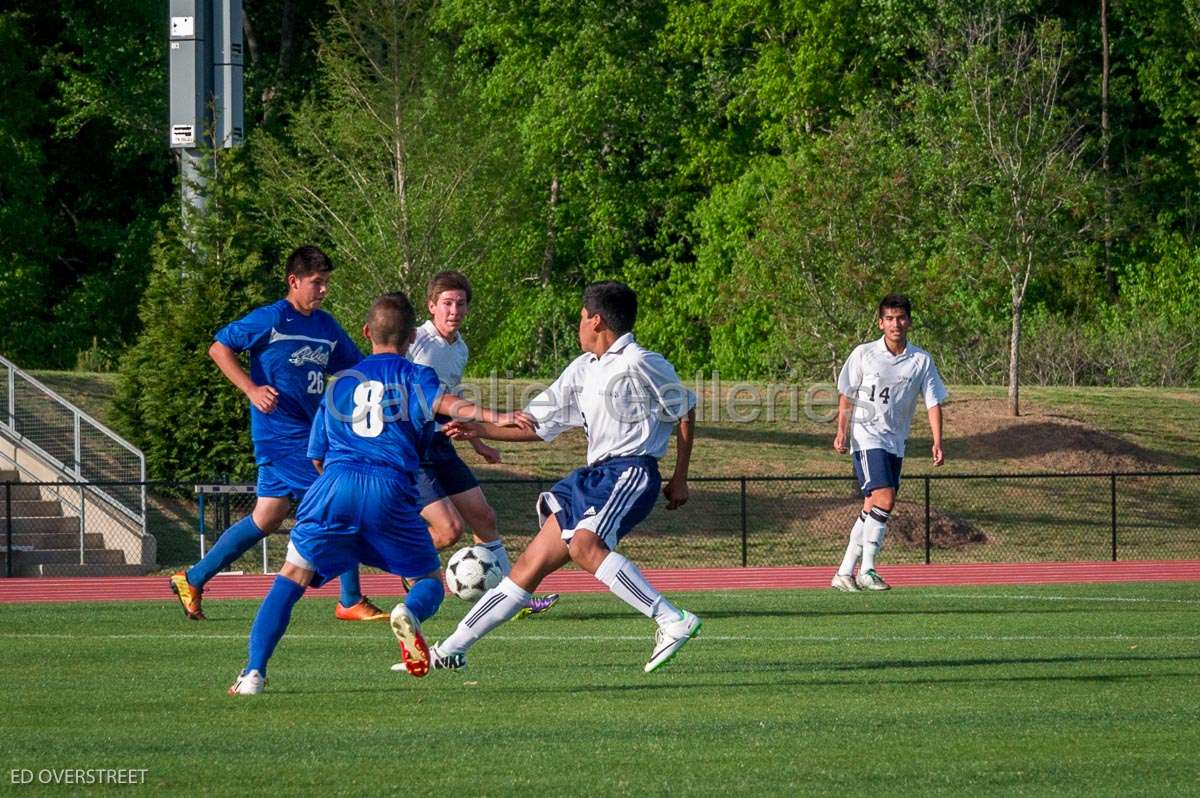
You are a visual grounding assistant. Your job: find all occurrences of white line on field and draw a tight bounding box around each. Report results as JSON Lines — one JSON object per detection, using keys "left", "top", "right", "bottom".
{"left": 1, "top": 633, "right": 1198, "bottom": 643}
{"left": 932, "top": 592, "right": 1200, "bottom": 605}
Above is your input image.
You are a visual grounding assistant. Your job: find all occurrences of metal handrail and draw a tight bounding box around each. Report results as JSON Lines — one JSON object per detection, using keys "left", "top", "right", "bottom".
{"left": 0, "top": 354, "right": 145, "bottom": 531}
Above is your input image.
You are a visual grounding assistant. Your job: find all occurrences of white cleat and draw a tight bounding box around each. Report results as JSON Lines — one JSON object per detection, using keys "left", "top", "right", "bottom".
{"left": 856, "top": 568, "right": 891, "bottom": 591}
{"left": 228, "top": 669, "right": 265, "bottom": 695}
{"left": 831, "top": 573, "right": 860, "bottom": 592}
{"left": 645, "top": 611, "right": 702, "bottom": 673}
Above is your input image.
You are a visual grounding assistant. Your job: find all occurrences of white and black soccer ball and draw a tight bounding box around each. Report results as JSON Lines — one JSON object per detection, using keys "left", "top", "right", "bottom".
{"left": 444, "top": 545, "right": 503, "bottom": 602}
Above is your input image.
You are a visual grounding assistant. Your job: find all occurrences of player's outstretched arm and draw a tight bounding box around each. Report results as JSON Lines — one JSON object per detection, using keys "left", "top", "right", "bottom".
{"left": 663, "top": 408, "right": 695, "bottom": 510}
{"left": 928, "top": 403, "right": 945, "bottom": 466}
{"left": 434, "top": 394, "right": 535, "bottom": 431}
{"left": 208, "top": 341, "right": 278, "bottom": 413}
{"left": 444, "top": 420, "right": 542, "bottom": 443}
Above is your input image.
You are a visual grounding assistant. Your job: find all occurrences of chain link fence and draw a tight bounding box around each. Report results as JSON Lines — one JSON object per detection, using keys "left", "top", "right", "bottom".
{"left": 3, "top": 472, "right": 1198, "bottom": 577}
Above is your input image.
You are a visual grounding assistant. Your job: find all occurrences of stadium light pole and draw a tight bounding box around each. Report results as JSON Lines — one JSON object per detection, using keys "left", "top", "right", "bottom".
{"left": 168, "top": 0, "right": 243, "bottom": 224}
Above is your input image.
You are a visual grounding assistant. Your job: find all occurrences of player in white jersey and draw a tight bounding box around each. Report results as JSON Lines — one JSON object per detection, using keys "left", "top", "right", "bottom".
{"left": 407, "top": 271, "right": 558, "bottom": 617}
{"left": 832, "top": 294, "right": 947, "bottom": 591}
{"left": 424, "top": 281, "right": 702, "bottom": 674}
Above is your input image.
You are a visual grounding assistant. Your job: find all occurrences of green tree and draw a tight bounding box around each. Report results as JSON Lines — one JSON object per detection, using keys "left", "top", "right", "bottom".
{"left": 252, "top": 0, "right": 527, "bottom": 359}
{"left": 114, "top": 149, "right": 271, "bottom": 481}
{"left": 913, "top": 16, "right": 1099, "bottom": 414}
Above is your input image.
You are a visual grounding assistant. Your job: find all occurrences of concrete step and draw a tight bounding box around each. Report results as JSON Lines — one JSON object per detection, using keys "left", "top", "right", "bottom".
{"left": 6, "top": 531, "right": 106, "bottom": 549}
{"left": 0, "top": 469, "right": 17, "bottom": 482}
{"left": 0, "top": 548, "right": 126, "bottom": 565}
{"left": 9, "top": 499, "right": 63, "bottom": 517}
{"left": 10, "top": 562, "right": 147, "bottom": 577}
{"left": 4, "top": 516, "right": 77, "bottom": 534}
{"left": 2, "top": 484, "right": 43, "bottom": 501}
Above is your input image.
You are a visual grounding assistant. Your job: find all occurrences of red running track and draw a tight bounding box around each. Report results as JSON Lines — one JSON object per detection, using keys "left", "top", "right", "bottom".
{"left": 0, "top": 560, "right": 1197, "bottom": 604}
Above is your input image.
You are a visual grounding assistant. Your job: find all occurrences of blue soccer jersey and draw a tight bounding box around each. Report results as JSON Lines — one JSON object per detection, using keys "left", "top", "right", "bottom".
{"left": 214, "top": 299, "right": 362, "bottom": 462}
{"left": 316, "top": 354, "right": 444, "bottom": 474}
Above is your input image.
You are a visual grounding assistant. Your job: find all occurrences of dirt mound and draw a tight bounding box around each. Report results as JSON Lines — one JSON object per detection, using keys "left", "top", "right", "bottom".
{"left": 945, "top": 399, "right": 1166, "bottom": 473}
{"left": 806, "top": 500, "right": 987, "bottom": 548}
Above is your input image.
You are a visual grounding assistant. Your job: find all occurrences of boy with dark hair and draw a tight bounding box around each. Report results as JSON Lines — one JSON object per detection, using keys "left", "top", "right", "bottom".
{"left": 170, "top": 245, "right": 384, "bottom": 623}
{"left": 422, "top": 281, "right": 701, "bottom": 675}
{"left": 831, "top": 293, "right": 947, "bottom": 591}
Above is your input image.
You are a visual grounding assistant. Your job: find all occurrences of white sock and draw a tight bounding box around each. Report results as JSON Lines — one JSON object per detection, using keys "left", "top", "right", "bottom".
{"left": 838, "top": 512, "right": 866, "bottom": 575}
{"left": 861, "top": 507, "right": 890, "bottom": 572}
{"left": 439, "top": 577, "right": 529, "bottom": 654}
{"left": 479, "top": 538, "right": 512, "bottom": 576}
{"left": 594, "top": 551, "right": 680, "bottom": 626}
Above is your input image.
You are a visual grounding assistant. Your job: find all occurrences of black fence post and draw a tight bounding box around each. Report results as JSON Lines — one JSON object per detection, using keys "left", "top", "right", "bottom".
{"left": 924, "top": 476, "right": 932, "bottom": 565}
{"left": 1111, "top": 473, "right": 1118, "bottom": 562}
{"left": 740, "top": 477, "right": 748, "bottom": 567}
{"left": 5, "top": 481, "right": 11, "bottom": 578}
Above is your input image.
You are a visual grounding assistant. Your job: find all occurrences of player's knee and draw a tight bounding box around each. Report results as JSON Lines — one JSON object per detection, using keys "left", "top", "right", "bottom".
{"left": 472, "top": 504, "right": 498, "bottom": 534}
{"left": 566, "top": 532, "right": 608, "bottom": 572}
{"left": 429, "top": 516, "right": 465, "bottom": 550}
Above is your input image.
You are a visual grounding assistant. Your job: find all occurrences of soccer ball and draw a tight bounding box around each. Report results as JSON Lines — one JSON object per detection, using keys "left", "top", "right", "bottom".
{"left": 444, "top": 545, "right": 503, "bottom": 602}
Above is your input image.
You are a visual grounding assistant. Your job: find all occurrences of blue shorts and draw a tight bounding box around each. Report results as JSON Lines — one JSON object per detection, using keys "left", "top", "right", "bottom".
{"left": 289, "top": 463, "right": 439, "bottom": 587}
{"left": 415, "top": 435, "right": 479, "bottom": 507}
{"left": 255, "top": 451, "right": 318, "bottom": 502}
{"left": 852, "top": 449, "right": 904, "bottom": 497}
{"left": 538, "top": 456, "right": 661, "bottom": 551}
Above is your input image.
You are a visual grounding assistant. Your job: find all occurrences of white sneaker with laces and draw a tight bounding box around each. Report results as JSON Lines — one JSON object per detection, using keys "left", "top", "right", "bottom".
{"left": 228, "top": 669, "right": 265, "bottom": 695}
{"left": 857, "top": 568, "right": 891, "bottom": 591}
{"left": 644, "top": 611, "right": 702, "bottom": 673}
{"left": 831, "top": 573, "right": 860, "bottom": 592}
{"left": 391, "top": 642, "right": 466, "bottom": 673}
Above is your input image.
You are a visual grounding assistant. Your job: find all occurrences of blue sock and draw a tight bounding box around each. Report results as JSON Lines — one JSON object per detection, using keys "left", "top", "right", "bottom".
{"left": 245, "top": 575, "right": 306, "bottom": 676}
{"left": 187, "top": 516, "right": 264, "bottom": 588}
{"left": 404, "top": 577, "right": 444, "bottom": 623}
{"left": 338, "top": 569, "right": 363, "bottom": 608}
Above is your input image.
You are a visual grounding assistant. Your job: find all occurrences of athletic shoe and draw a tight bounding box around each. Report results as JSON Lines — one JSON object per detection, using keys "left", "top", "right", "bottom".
{"left": 430, "top": 643, "right": 466, "bottom": 671}
{"left": 335, "top": 596, "right": 388, "bottom": 622}
{"left": 390, "top": 604, "right": 431, "bottom": 677}
{"left": 392, "top": 641, "right": 465, "bottom": 673}
{"left": 514, "top": 593, "right": 561, "bottom": 620}
{"left": 857, "top": 568, "right": 891, "bottom": 591}
{"left": 169, "top": 571, "right": 205, "bottom": 620}
{"left": 644, "top": 611, "right": 702, "bottom": 673}
{"left": 228, "top": 669, "right": 265, "bottom": 695}
{"left": 830, "top": 573, "right": 860, "bottom": 592}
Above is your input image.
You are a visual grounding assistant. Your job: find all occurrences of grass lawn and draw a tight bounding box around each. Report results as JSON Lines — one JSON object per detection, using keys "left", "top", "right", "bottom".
{"left": 1, "top": 582, "right": 1197, "bottom": 796}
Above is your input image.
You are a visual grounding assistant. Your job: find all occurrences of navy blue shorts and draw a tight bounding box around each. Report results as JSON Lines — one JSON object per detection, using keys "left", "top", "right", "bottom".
{"left": 852, "top": 449, "right": 904, "bottom": 497}
{"left": 538, "top": 456, "right": 661, "bottom": 551}
{"left": 255, "top": 450, "right": 318, "bottom": 502}
{"left": 415, "top": 435, "right": 479, "bottom": 507}
{"left": 289, "top": 463, "right": 439, "bottom": 587}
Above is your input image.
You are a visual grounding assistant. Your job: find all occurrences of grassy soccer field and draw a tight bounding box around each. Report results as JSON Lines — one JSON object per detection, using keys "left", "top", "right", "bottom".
{"left": 2, "top": 582, "right": 1197, "bottom": 796}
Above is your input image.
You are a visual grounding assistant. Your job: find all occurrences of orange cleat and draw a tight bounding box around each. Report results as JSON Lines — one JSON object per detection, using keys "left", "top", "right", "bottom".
{"left": 334, "top": 596, "right": 389, "bottom": 622}
{"left": 169, "top": 571, "right": 205, "bottom": 620}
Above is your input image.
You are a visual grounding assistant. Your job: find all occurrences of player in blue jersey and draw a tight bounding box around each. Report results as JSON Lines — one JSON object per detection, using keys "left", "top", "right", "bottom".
{"left": 428, "top": 282, "right": 702, "bottom": 675}
{"left": 170, "top": 246, "right": 385, "bottom": 623}
{"left": 229, "top": 292, "right": 533, "bottom": 694}
{"left": 409, "top": 270, "right": 558, "bottom": 618}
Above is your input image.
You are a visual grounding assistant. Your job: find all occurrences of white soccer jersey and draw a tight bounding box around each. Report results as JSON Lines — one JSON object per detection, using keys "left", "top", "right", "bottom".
{"left": 525, "top": 333, "right": 697, "bottom": 465}
{"left": 837, "top": 337, "right": 948, "bottom": 457}
{"left": 407, "top": 320, "right": 469, "bottom": 393}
